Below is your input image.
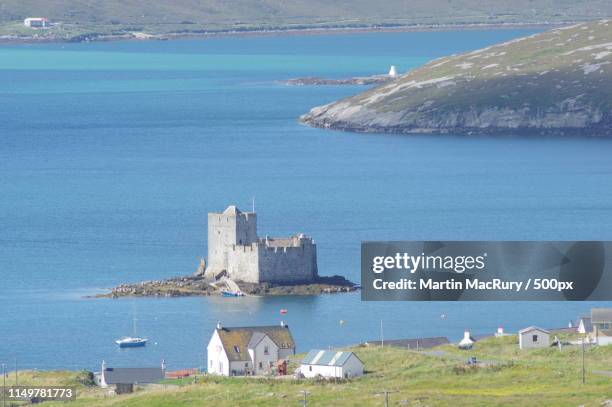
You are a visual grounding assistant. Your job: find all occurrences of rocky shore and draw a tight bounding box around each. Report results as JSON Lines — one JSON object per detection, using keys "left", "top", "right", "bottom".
{"left": 285, "top": 75, "right": 392, "bottom": 86}
{"left": 93, "top": 275, "right": 358, "bottom": 298}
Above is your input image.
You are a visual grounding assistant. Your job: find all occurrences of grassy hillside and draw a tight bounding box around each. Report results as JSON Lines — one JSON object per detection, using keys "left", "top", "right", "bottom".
{"left": 0, "top": 1, "right": 611, "bottom": 41}
{"left": 301, "top": 20, "right": 612, "bottom": 136}
{"left": 7, "top": 334, "right": 612, "bottom": 406}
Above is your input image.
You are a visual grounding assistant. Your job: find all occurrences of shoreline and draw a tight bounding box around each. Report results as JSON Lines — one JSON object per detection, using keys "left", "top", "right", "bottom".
{"left": 0, "top": 21, "right": 564, "bottom": 45}
{"left": 90, "top": 274, "right": 359, "bottom": 298}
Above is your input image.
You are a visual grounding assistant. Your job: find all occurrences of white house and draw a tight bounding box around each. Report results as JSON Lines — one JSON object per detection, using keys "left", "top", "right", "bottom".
{"left": 518, "top": 326, "right": 550, "bottom": 349}
{"left": 591, "top": 308, "right": 612, "bottom": 345}
{"left": 207, "top": 322, "right": 295, "bottom": 376}
{"left": 24, "top": 18, "right": 50, "bottom": 28}
{"left": 299, "top": 349, "right": 364, "bottom": 379}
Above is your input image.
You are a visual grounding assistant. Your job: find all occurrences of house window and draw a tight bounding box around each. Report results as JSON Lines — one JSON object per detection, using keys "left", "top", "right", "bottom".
{"left": 234, "top": 346, "right": 240, "bottom": 353}
{"left": 269, "top": 361, "right": 274, "bottom": 368}
{"left": 602, "top": 323, "right": 610, "bottom": 329}
{"left": 264, "top": 346, "right": 269, "bottom": 355}
{"left": 245, "top": 363, "right": 248, "bottom": 368}
{"left": 219, "top": 362, "right": 223, "bottom": 372}
{"left": 309, "top": 366, "right": 312, "bottom": 372}
{"left": 259, "top": 362, "right": 263, "bottom": 369}
{"left": 209, "top": 360, "right": 213, "bottom": 368}
{"left": 532, "top": 334, "right": 538, "bottom": 342}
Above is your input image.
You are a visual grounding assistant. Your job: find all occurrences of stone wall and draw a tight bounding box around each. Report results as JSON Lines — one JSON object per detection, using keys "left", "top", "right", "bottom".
{"left": 258, "top": 240, "right": 318, "bottom": 283}
{"left": 226, "top": 244, "right": 260, "bottom": 283}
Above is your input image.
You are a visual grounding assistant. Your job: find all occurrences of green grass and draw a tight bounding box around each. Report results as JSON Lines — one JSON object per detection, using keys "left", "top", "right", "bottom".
{"left": 8, "top": 335, "right": 612, "bottom": 406}
{"left": 0, "top": 0, "right": 611, "bottom": 41}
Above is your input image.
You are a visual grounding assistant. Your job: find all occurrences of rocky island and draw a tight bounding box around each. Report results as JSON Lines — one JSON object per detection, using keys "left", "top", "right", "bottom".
{"left": 300, "top": 20, "right": 612, "bottom": 136}
{"left": 94, "top": 274, "right": 357, "bottom": 298}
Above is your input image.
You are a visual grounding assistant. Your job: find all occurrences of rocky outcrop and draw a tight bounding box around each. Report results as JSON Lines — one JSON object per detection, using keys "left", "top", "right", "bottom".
{"left": 92, "top": 275, "right": 358, "bottom": 298}
{"left": 300, "top": 20, "right": 612, "bottom": 136}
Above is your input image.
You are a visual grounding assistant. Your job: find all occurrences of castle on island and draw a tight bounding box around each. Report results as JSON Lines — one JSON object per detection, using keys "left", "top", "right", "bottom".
{"left": 204, "top": 205, "right": 318, "bottom": 284}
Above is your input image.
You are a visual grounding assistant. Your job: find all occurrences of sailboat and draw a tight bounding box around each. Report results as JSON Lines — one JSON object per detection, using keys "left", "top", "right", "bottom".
{"left": 115, "top": 306, "right": 148, "bottom": 348}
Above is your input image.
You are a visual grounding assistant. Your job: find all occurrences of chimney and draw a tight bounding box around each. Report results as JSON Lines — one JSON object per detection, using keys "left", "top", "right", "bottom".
{"left": 217, "top": 321, "right": 222, "bottom": 330}
{"left": 161, "top": 359, "right": 166, "bottom": 371}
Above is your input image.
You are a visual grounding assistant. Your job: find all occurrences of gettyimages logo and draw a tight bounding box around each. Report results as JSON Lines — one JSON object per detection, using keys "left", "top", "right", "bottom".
{"left": 362, "top": 241, "right": 610, "bottom": 301}
{"left": 371, "top": 252, "right": 487, "bottom": 274}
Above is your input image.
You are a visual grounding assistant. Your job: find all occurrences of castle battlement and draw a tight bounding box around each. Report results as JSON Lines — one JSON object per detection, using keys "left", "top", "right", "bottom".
{"left": 205, "top": 205, "right": 318, "bottom": 284}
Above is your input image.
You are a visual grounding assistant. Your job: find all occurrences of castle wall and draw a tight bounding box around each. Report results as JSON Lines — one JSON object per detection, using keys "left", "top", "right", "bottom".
{"left": 257, "top": 241, "right": 318, "bottom": 283}
{"left": 226, "top": 244, "right": 261, "bottom": 283}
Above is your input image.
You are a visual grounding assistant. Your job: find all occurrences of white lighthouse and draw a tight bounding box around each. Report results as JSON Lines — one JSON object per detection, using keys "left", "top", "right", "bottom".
{"left": 388, "top": 65, "right": 398, "bottom": 78}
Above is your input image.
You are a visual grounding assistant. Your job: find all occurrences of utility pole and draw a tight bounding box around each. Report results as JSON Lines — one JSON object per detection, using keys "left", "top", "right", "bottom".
{"left": 15, "top": 358, "right": 17, "bottom": 387}
{"left": 582, "top": 335, "right": 586, "bottom": 384}
{"left": 380, "top": 319, "right": 384, "bottom": 349}
{"left": 299, "top": 390, "right": 310, "bottom": 406}
{"left": 374, "top": 390, "right": 397, "bottom": 407}
{"left": 2, "top": 362, "right": 6, "bottom": 407}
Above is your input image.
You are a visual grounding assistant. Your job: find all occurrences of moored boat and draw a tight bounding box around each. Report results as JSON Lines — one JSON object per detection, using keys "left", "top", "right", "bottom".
{"left": 115, "top": 336, "right": 148, "bottom": 348}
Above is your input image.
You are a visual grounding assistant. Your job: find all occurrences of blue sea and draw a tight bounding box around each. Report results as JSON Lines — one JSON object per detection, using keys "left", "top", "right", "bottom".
{"left": 2, "top": 29, "right": 612, "bottom": 371}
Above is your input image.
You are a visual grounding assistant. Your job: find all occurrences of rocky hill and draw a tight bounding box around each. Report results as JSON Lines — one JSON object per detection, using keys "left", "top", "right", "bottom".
{"left": 300, "top": 20, "right": 612, "bottom": 136}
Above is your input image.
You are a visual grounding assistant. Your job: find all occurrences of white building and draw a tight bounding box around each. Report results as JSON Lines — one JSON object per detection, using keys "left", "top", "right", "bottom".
{"left": 207, "top": 322, "right": 295, "bottom": 376}
{"left": 458, "top": 330, "right": 476, "bottom": 349}
{"left": 24, "top": 18, "right": 50, "bottom": 28}
{"left": 518, "top": 326, "right": 550, "bottom": 349}
{"left": 299, "top": 349, "right": 364, "bottom": 379}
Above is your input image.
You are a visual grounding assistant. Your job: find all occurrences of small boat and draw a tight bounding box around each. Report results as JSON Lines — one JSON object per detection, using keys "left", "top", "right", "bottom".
{"left": 115, "top": 336, "right": 148, "bottom": 348}
{"left": 221, "top": 290, "right": 244, "bottom": 297}
{"left": 116, "top": 303, "right": 147, "bottom": 348}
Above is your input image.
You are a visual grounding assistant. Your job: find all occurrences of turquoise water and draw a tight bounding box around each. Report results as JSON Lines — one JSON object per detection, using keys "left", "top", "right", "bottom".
{"left": 2, "top": 30, "right": 612, "bottom": 371}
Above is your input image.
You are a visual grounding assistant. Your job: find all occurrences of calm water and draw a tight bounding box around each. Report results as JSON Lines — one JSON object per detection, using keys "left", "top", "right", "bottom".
{"left": 2, "top": 29, "right": 612, "bottom": 371}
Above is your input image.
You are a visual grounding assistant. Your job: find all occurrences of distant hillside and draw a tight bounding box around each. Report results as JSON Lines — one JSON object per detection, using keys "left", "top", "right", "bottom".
{"left": 0, "top": 0, "right": 611, "bottom": 37}
{"left": 300, "top": 20, "right": 612, "bottom": 136}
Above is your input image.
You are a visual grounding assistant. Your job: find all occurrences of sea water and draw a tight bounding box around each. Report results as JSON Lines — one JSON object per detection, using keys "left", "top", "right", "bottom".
{"left": 1, "top": 29, "right": 612, "bottom": 370}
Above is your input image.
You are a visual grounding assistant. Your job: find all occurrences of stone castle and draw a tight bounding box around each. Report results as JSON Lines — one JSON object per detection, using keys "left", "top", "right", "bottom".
{"left": 204, "top": 205, "right": 318, "bottom": 284}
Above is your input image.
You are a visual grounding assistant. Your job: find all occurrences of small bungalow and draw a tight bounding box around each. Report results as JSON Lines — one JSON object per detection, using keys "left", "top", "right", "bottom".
{"left": 300, "top": 349, "right": 364, "bottom": 379}
{"left": 95, "top": 361, "right": 165, "bottom": 394}
{"left": 591, "top": 308, "right": 612, "bottom": 345}
{"left": 207, "top": 321, "right": 295, "bottom": 376}
{"left": 518, "top": 326, "right": 550, "bottom": 349}
{"left": 23, "top": 17, "right": 50, "bottom": 28}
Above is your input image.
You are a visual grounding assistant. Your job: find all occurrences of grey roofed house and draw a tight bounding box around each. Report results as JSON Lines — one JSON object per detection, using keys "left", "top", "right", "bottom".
{"left": 591, "top": 308, "right": 612, "bottom": 324}
{"left": 101, "top": 367, "right": 165, "bottom": 385}
{"left": 365, "top": 336, "right": 450, "bottom": 349}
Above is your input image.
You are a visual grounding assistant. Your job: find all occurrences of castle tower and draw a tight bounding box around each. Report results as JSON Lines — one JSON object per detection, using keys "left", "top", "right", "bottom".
{"left": 206, "top": 205, "right": 257, "bottom": 278}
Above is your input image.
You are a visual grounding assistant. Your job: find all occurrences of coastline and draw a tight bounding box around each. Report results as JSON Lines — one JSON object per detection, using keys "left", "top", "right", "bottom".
{"left": 90, "top": 274, "right": 359, "bottom": 298}
{"left": 0, "top": 21, "right": 561, "bottom": 45}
